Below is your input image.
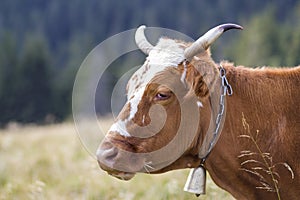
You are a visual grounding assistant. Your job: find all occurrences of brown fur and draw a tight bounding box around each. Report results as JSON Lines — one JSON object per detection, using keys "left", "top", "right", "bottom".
{"left": 98, "top": 43, "right": 300, "bottom": 199}
{"left": 206, "top": 62, "right": 300, "bottom": 199}
{"left": 152, "top": 60, "right": 300, "bottom": 199}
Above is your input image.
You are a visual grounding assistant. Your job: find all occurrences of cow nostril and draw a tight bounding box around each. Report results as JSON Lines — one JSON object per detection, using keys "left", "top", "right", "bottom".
{"left": 97, "top": 141, "right": 119, "bottom": 163}
{"left": 102, "top": 147, "right": 118, "bottom": 161}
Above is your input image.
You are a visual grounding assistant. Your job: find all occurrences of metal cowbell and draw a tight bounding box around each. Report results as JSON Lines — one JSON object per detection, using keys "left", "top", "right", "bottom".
{"left": 183, "top": 165, "right": 206, "bottom": 197}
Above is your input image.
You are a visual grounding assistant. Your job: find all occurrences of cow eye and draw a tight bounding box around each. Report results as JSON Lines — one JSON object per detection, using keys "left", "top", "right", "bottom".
{"left": 154, "top": 92, "right": 171, "bottom": 101}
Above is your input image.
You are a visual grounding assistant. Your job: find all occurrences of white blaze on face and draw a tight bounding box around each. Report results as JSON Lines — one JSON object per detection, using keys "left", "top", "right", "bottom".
{"left": 108, "top": 120, "right": 131, "bottom": 137}
{"left": 112, "top": 38, "right": 186, "bottom": 137}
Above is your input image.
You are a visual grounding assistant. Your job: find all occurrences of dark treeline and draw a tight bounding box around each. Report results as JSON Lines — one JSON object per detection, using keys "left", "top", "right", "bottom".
{"left": 0, "top": 0, "right": 299, "bottom": 125}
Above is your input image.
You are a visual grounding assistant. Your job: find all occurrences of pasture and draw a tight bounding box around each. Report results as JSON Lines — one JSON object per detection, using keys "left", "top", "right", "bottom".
{"left": 0, "top": 119, "right": 233, "bottom": 200}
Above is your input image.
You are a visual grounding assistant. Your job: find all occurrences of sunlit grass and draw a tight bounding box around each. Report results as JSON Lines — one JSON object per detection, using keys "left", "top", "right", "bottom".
{"left": 0, "top": 121, "right": 234, "bottom": 200}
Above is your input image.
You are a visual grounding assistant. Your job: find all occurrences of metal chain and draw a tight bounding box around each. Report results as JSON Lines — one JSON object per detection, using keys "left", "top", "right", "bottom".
{"left": 201, "top": 64, "right": 233, "bottom": 163}
{"left": 185, "top": 64, "right": 233, "bottom": 197}
{"left": 219, "top": 65, "right": 233, "bottom": 96}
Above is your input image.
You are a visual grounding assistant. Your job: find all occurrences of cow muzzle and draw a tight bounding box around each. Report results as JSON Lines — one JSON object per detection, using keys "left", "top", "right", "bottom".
{"left": 96, "top": 137, "right": 145, "bottom": 180}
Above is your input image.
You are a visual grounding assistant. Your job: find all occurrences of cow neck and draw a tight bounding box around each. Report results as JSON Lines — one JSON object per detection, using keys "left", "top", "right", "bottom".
{"left": 184, "top": 64, "right": 232, "bottom": 197}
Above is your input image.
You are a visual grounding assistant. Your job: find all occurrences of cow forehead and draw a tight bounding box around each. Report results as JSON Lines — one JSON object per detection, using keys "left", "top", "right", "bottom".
{"left": 125, "top": 38, "right": 186, "bottom": 122}
{"left": 127, "top": 38, "right": 186, "bottom": 98}
{"left": 111, "top": 38, "right": 186, "bottom": 137}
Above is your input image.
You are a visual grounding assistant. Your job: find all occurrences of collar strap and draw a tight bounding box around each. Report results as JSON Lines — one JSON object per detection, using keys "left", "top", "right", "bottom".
{"left": 184, "top": 64, "right": 232, "bottom": 197}
{"left": 199, "top": 64, "right": 232, "bottom": 162}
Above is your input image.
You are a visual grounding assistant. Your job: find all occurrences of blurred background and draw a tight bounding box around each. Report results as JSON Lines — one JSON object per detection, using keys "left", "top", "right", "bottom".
{"left": 1, "top": 1, "right": 300, "bottom": 199}
{"left": 0, "top": 0, "right": 299, "bottom": 126}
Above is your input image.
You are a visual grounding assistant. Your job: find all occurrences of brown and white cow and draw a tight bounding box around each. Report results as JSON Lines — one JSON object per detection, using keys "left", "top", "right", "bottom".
{"left": 97, "top": 24, "right": 300, "bottom": 199}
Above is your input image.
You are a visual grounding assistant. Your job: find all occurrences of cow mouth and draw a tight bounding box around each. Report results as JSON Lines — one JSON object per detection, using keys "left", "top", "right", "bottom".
{"left": 99, "top": 162, "right": 136, "bottom": 180}
{"left": 98, "top": 159, "right": 138, "bottom": 181}
{"left": 97, "top": 138, "right": 147, "bottom": 180}
{"left": 108, "top": 171, "right": 136, "bottom": 181}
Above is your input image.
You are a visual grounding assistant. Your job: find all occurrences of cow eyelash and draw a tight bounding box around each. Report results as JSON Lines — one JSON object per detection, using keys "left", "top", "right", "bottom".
{"left": 154, "top": 92, "right": 171, "bottom": 101}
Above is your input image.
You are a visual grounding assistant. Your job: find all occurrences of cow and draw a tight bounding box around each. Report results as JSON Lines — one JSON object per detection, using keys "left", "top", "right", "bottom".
{"left": 96, "top": 23, "right": 300, "bottom": 199}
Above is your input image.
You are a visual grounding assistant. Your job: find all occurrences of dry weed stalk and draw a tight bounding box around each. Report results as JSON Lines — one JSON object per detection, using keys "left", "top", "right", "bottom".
{"left": 238, "top": 113, "right": 294, "bottom": 200}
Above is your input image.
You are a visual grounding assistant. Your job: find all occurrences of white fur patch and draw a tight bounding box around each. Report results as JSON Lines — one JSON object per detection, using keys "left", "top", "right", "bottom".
{"left": 180, "top": 61, "right": 187, "bottom": 85}
{"left": 147, "top": 38, "right": 185, "bottom": 68}
{"left": 126, "top": 38, "right": 185, "bottom": 120}
{"left": 197, "top": 101, "right": 203, "bottom": 108}
{"left": 112, "top": 38, "right": 186, "bottom": 137}
{"left": 109, "top": 120, "right": 131, "bottom": 137}
{"left": 128, "top": 87, "right": 145, "bottom": 120}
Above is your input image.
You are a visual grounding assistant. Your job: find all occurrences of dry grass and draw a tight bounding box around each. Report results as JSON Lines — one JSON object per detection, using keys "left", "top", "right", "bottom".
{"left": 238, "top": 114, "right": 294, "bottom": 200}
{"left": 0, "top": 120, "right": 233, "bottom": 200}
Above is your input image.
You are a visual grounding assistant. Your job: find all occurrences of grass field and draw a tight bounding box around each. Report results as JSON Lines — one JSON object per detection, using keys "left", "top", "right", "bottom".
{"left": 0, "top": 120, "right": 234, "bottom": 200}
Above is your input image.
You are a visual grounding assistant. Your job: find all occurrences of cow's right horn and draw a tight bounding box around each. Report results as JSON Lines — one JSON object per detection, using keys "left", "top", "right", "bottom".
{"left": 135, "top": 25, "right": 154, "bottom": 55}
{"left": 184, "top": 23, "right": 243, "bottom": 60}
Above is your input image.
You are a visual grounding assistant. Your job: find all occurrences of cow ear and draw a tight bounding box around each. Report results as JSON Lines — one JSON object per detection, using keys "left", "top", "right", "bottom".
{"left": 183, "top": 60, "right": 218, "bottom": 99}
{"left": 192, "top": 75, "right": 209, "bottom": 98}
{"left": 184, "top": 66, "right": 209, "bottom": 99}
{"left": 192, "top": 57, "right": 219, "bottom": 96}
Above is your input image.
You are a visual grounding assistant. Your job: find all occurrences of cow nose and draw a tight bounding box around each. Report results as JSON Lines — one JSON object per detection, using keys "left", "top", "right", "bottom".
{"left": 96, "top": 139, "right": 119, "bottom": 165}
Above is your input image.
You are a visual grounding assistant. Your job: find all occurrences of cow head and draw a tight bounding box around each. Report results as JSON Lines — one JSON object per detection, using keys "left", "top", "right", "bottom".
{"left": 97, "top": 24, "right": 242, "bottom": 180}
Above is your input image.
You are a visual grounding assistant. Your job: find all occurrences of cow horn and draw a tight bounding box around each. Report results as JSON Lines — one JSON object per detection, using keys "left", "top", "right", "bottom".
{"left": 135, "top": 25, "right": 154, "bottom": 55}
{"left": 184, "top": 23, "right": 243, "bottom": 59}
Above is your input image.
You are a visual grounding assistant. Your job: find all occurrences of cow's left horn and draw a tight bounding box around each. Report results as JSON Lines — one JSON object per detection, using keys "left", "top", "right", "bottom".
{"left": 135, "top": 25, "right": 154, "bottom": 55}
{"left": 184, "top": 23, "right": 243, "bottom": 59}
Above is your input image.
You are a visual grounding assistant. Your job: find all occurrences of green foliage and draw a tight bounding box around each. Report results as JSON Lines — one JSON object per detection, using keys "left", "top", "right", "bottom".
{"left": 0, "top": 0, "right": 299, "bottom": 124}
{"left": 0, "top": 33, "right": 18, "bottom": 124}
{"left": 225, "top": 6, "right": 300, "bottom": 67}
{"left": 15, "top": 35, "right": 53, "bottom": 123}
{"left": 0, "top": 34, "right": 53, "bottom": 125}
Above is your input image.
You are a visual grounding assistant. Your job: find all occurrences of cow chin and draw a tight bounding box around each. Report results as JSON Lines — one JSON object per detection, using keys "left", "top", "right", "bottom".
{"left": 98, "top": 160, "right": 136, "bottom": 181}
{"left": 110, "top": 172, "right": 135, "bottom": 181}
